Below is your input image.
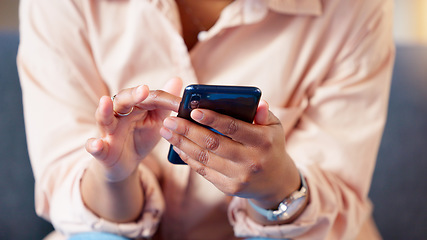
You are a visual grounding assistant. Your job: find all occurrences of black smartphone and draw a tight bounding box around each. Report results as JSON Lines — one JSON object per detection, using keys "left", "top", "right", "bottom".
{"left": 168, "top": 84, "right": 262, "bottom": 164}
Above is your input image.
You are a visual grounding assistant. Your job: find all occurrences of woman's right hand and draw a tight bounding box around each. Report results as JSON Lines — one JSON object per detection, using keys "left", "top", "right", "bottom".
{"left": 85, "top": 78, "right": 182, "bottom": 182}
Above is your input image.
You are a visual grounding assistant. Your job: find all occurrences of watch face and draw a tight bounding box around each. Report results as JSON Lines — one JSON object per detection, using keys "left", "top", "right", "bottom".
{"left": 250, "top": 172, "right": 308, "bottom": 221}
{"left": 283, "top": 196, "right": 306, "bottom": 218}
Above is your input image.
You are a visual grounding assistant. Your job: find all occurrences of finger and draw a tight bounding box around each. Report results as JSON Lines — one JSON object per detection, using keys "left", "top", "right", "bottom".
{"left": 112, "top": 85, "right": 149, "bottom": 116}
{"left": 85, "top": 138, "right": 109, "bottom": 161}
{"left": 172, "top": 146, "right": 237, "bottom": 190}
{"left": 160, "top": 119, "right": 243, "bottom": 175}
{"left": 136, "top": 89, "right": 182, "bottom": 113}
{"left": 96, "top": 96, "right": 117, "bottom": 135}
{"left": 189, "top": 109, "right": 262, "bottom": 144}
{"left": 163, "top": 116, "right": 243, "bottom": 157}
{"left": 134, "top": 78, "right": 182, "bottom": 114}
{"left": 190, "top": 103, "right": 282, "bottom": 144}
{"left": 254, "top": 99, "right": 270, "bottom": 125}
{"left": 173, "top": 146, "right": 247, "bottom": 196}
{"left": 254, "top": 99, "right": 281, "bottom": 126}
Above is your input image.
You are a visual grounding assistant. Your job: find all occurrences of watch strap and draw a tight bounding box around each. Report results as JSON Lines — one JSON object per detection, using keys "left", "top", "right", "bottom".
{"left": 248, "top": 171, "right": 307, "bottom": 221}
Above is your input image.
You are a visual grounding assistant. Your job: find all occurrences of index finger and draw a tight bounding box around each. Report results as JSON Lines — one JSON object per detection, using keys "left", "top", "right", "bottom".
{"left": 136, "top": 90, "right": 181, "bottom": 112}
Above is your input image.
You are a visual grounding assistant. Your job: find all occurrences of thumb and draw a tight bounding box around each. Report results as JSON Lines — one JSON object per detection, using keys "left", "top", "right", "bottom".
{"left": 254, "top": 100, "right": 280, "bottom": 125}
{"left": 85, "top": 138, "right": 109, "bottom": 161}
{"left": 162, "top": 77, "right": 183, "bottom": 96}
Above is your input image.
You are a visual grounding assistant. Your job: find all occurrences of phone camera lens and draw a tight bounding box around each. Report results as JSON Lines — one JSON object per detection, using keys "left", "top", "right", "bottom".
{"left": 190, "top": 100, "right": 199, "bottom": 109}
{"left": 190, "top": 94, "right": 201, "bottom": 109}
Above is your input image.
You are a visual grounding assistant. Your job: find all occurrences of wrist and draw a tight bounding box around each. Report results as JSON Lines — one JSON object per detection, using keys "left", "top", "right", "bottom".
{"left": 251, "top": 165, "right": 302, "bottom": 210}
{"left": 88, "top": 157, "right": 139, "bottom": 183}
{"left": 82, "top": 162, "right": 144, "bottom": 222}
{"left": 247, "top": 170, "right": 309, "bottom": 224}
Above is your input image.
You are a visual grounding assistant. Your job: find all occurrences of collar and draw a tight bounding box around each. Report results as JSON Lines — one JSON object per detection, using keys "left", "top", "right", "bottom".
{"left": 267, "top": 0, "right": 323, "bottom": 16}
{"left": 103, "top": 0, "right": 323, "bottom": 16}
{"left": 196, "top": 0, "right": 322, "bottom": 42}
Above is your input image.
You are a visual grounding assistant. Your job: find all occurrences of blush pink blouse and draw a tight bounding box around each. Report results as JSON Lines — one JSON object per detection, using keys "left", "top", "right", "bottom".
{"left": 18, "top": 0, "right": 394, "bottom": 239}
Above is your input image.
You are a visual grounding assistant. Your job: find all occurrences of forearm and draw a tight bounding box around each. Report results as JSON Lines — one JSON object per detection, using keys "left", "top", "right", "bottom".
{"left": 81, "top": 160, "right": 144, "bottom": 223}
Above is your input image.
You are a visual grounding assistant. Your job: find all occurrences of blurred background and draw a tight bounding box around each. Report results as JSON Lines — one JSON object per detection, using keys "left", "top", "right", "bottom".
{"left": 1, "top": 0, "right": 426, "bottom": 239}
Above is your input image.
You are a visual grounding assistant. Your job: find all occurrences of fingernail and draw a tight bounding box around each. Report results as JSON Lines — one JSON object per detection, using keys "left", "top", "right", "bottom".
{"left": 136, "top": 85, "right": 149, "bottom": 97}
{"left": 191, "top": 110, "right": 204, "bottom": 121}
{"left": 90, "top": 140, "right": 98, "bottom": 148}
{"left": 163, "top": 118, "right": 177, "bottom": 130}
{"left": 91, "top": 139, "right": 100, "bottom": 149}
{"left": 136, "top": 85, "right": 144, "bottom": 95}
{"left": 160, "top": 127, "right": 173, "bottom": 140}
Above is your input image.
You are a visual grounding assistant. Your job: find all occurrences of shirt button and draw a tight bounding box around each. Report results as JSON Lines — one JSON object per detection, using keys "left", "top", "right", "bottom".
{"left": 198, "top": 31, "right": 208, "bottom": 41}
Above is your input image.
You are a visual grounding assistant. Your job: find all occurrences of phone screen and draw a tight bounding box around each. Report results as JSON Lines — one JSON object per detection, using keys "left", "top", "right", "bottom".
{"left": 168, "top": 84, "right": 262, "bottom": 164}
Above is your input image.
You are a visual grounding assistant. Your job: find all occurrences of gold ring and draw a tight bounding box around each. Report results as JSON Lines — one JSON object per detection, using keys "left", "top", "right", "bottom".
{"left": 111, "top": 95, "right": 134, "bottom": 117}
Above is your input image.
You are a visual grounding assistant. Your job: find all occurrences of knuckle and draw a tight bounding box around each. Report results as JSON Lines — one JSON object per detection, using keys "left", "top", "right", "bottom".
{"left": 174, "top": 135, "right": 184, "bottom": 148}
{"left": 150, "top": 90, "right": 163, "bottom": 99}
{"left": 196, "top": 167, "right": 207, "bottom": 177}
{"left": 238, "top": 172, "right": 251, "bottom": 186}
{"left": 147, "top": 90, "right": 165, "bottom": 104}
{"left": 225, "top": 119, "right": 238, "bottom": 135}
{"left": 197, "top": 150, "right": 210, "bottom": 165}
{"left": 204, "top": 134, "right": 220, "bottom": 151}
{"left": 259, "top": 135, "right": 274, "bottom": 150}
{"left": 182, "top": 125, "right": 190, "bottom": 137}
{"left": 248, "top": 160, "right": 263, "bottom": 174}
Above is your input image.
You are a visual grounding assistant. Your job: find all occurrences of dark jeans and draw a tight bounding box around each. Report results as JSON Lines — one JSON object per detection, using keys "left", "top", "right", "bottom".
{"left": 68, "top": 232, "right": 130, "bottom": 240}
{"left": 68, "top": 232, "right": 279, "bottom": 240}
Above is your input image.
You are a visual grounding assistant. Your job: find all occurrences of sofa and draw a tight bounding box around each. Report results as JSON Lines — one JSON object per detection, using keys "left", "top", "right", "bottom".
{"left": 0, "top": 32, "right": 54, "bottom": 239}
{"left": 1, "top": 31, "right": 426, "bottom": 239}
{"left": 368, "top": 44, "right": 427, "bottom": 240}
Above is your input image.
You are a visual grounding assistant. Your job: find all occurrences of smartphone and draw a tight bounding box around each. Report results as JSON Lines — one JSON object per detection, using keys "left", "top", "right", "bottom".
{"left": 168, "top": 84, "right": 262, "bottom": 164}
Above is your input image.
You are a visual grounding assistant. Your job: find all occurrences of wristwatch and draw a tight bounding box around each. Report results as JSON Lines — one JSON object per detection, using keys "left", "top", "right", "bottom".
{"left": 248, "top": 171, "right": 308, "bottom": 221}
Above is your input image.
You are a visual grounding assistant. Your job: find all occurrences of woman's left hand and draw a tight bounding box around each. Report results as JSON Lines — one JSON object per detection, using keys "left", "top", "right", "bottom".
{"left": 160, "top": 100, "right": 301, "bottom": 209}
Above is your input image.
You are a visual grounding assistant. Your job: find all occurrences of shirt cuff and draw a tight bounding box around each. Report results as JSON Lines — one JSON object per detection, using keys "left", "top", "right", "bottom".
{"left": 227, "top": 174, "right": 318, "bottom": 239}
{"left": 50, "top": 162, "right": 165, "bottom": 239}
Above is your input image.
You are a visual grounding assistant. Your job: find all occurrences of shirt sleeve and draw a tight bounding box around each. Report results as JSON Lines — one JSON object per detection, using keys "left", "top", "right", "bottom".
{"left": 228, "top": 1, "right": 395, "bottom": 239}
{"left": 17, "top": 0, "right": 164, "bottom": 238}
